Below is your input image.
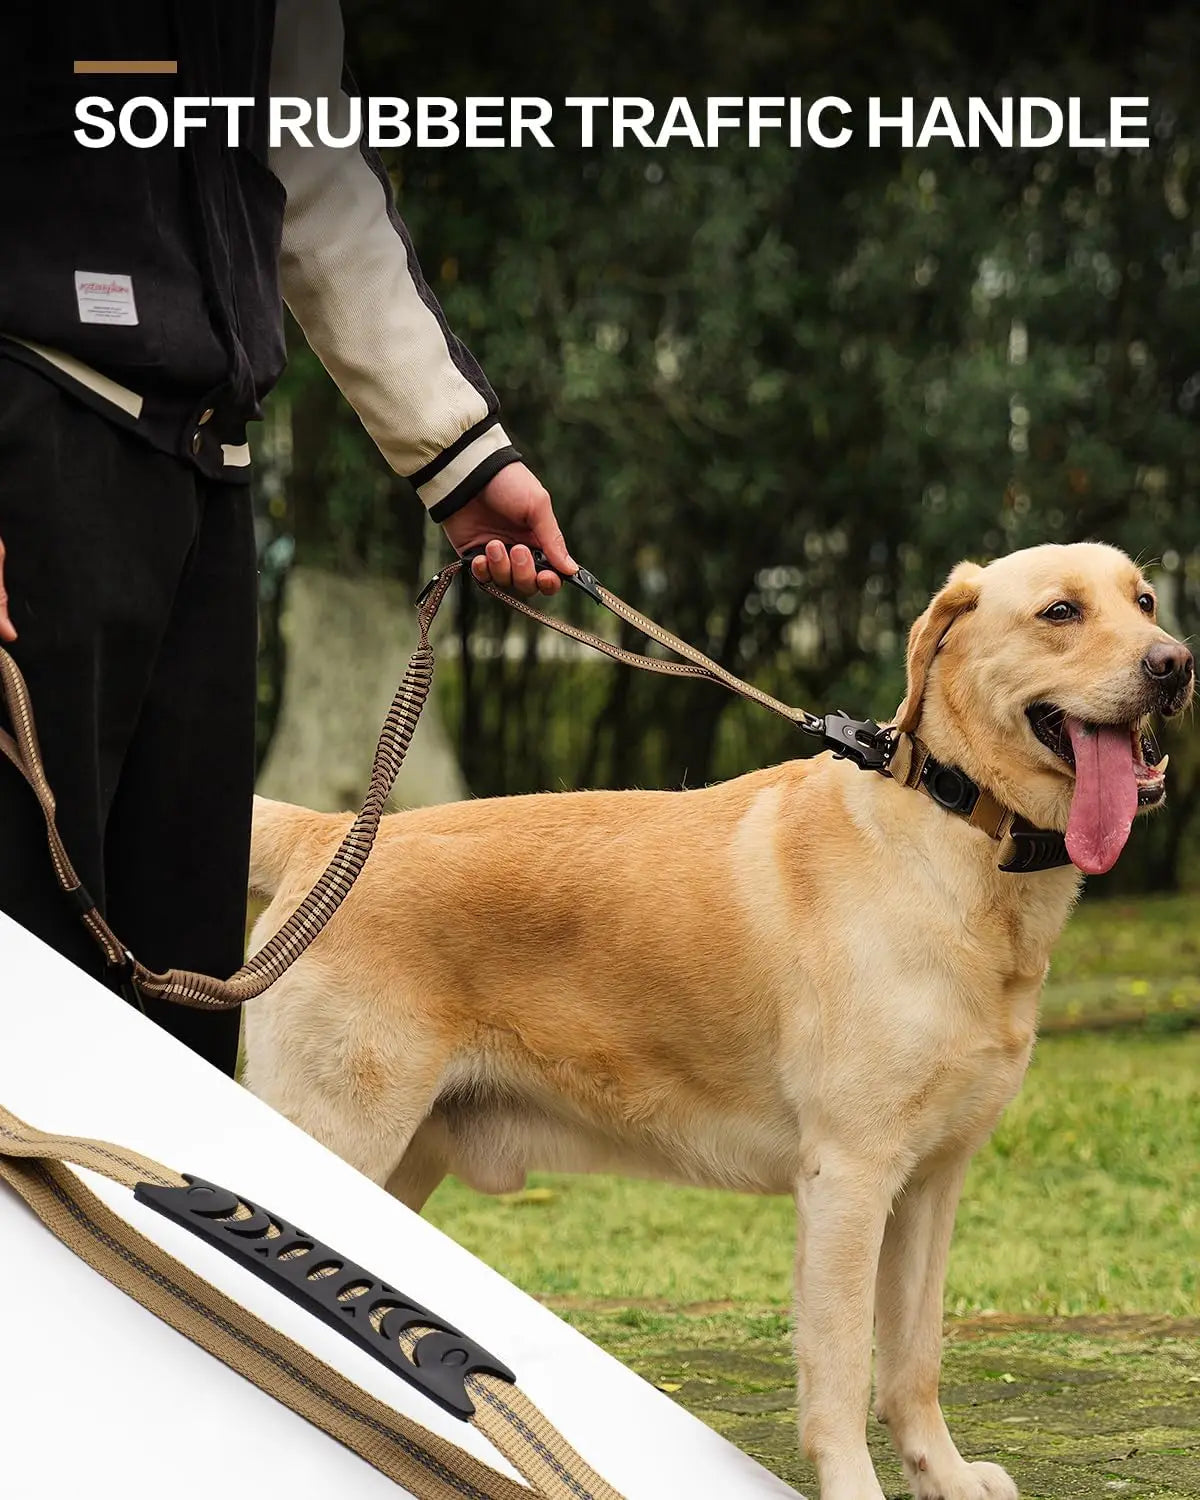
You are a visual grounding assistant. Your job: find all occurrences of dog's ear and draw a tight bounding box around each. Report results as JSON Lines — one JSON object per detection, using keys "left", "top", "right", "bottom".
{"left": 895, "top": 562, "right": 983, "bottom": 734}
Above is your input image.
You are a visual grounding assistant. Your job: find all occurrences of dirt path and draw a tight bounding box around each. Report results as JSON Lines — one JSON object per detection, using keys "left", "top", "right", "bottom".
{"left": 552, "top": 1305, "right": 1200, "bottom": 1497}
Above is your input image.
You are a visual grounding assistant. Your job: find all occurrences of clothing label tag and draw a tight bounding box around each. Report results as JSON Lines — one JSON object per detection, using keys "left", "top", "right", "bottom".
{"left": 74, "top": 271, "right": 139, "bottom": 327}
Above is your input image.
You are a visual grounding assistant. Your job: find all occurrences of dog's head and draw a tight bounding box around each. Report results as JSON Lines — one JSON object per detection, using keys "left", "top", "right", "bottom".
{"left": 895, "top": 542, "right": 1194, "bottom": 874}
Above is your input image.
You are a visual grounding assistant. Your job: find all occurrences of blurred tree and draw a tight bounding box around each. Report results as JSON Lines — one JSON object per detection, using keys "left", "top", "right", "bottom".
{"left": 257, "top": 0, "right": 1200, "bottom": 888}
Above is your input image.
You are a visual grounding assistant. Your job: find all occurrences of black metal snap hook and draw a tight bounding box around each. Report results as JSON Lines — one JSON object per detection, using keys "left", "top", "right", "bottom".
{"left": 820, "top": 712, "right": 895, "bottom": 772}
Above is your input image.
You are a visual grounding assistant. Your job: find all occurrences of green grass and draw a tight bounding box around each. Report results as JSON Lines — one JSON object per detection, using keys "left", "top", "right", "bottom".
{"left": 426, "top": 1031, "right": 1200, "bottom": 1319}
{"left": 1042, "top": 893, "right": 1200, "bottom": 1027}
{"left": 952, "top": 1031, "right": 1200, "bottom": 1316}
{"left": 426, "top": 894, "right": 1200, "bottom": 1317}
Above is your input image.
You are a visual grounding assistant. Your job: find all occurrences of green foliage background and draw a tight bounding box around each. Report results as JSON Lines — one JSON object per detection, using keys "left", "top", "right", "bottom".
{"left": 259, "top": 2, "right": 1200, "bottom": 891}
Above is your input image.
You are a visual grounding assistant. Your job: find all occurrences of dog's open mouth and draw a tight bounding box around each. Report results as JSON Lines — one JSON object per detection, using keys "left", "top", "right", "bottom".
{"left": 1025, "top": 704, "right": 1168, "bottom": 875}
{"left": 1025, "top": 705, "right": 1167, "bottom": 800}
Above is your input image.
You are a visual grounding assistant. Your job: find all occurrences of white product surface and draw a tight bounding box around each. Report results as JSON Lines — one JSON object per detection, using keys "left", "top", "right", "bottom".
{"left": 0, "top": 912, "right": 802, "bottom": 1499}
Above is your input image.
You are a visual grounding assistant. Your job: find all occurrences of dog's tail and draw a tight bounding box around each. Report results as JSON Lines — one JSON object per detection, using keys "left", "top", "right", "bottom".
{"left": 249, "top": 795, "right": 317, "bottom": 898}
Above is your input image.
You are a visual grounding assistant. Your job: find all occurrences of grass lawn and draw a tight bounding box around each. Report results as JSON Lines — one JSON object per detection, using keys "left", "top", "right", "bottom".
{"left": 420, "top": 893, "right": 1200, "bottom": 1496}
{"left": 1042, "top": 892, "right": 1200, "bottom": 1029}
{"left": 426, "top": 1031, "right": 1200, "bottom": 1319}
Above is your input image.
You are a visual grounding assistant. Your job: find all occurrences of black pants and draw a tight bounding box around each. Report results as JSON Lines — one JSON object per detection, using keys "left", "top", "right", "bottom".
{"left": 0, "top": 361, "right": 256, "bottom": 1075}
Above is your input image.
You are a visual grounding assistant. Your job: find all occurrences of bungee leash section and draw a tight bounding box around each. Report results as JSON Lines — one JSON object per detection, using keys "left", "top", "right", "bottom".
{"left": 0, "top": 1100, "right": 625, "bottom": 1500}
{"left": 0, "top": 549, "right": 1070, "bottom": 1018}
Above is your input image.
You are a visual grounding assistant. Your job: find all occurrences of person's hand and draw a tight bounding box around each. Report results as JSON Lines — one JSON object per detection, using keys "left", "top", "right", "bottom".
{"left": 0, "top": 535, "right": 15, "bottom": 643}
{"left": 440, "top": 461, "right": 577, "bottom": 597}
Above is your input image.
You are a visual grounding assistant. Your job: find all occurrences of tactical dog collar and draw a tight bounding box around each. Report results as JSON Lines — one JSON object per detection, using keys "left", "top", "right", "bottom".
{"left": 885, "top": 733, "right": 1072, "bottom": 874}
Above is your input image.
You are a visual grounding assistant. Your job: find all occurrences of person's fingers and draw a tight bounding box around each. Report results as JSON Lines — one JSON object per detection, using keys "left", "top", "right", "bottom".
{"left": 471, "top": 553, "right": 491, "bottom": 583}
{"left": 536, "top": 569, "right": 562, "bottom": 597}
{"left": 484, "top": 538, "right": 512, "bottom": 589}
{"left": 509, "top": 545, "right": 538, "bottom": 596}
{"left": 0, "top": 537, "right": 15, "bottom": 643}
{"left": 532, "top": 507, "right": 577, "bottom": 576}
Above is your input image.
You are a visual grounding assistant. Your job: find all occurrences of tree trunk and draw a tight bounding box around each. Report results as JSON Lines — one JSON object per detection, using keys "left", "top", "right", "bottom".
{"left": 256, "top": 566, "right": 465, "bottom": 812}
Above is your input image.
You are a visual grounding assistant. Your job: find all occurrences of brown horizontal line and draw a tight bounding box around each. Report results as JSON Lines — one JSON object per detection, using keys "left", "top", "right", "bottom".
{"left": 74, "top": 60, "right": 178, "bottom": 75}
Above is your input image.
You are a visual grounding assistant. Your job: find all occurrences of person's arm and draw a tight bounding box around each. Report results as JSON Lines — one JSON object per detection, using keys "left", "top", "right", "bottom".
{"left": 0, "top": 535, "right": 14, "bottom": 642}
{"left": 268, "top": 0, "right": 573, "bottom": 594}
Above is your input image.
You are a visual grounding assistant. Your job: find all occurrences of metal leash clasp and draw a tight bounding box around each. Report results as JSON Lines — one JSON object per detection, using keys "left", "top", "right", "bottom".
{"left": 415, "top": 561, "right": 459, "bottom": 608}
{"left": 107, "top": 947, "right": 147, "bottom": 1014}
{"left": 820, "top": 713, "right": 896, "bottom": 772}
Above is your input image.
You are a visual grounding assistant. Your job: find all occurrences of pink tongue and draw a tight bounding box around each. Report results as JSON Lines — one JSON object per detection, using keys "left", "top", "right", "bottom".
{"left": 1064, "top": 719, "right": 1138, "bottom": 875}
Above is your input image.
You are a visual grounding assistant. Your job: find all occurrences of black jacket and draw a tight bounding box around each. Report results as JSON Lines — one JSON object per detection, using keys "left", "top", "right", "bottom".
{"left": 1, "top": 4, "right": 283, "bottom": 474}
{"left": 0, "top": 1, "right": 516, "bottom": 509}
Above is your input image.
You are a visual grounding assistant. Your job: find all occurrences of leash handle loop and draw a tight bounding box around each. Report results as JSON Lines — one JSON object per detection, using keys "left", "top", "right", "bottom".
{"left": 0, "top": 564, "right": 458, "bottom": 1011}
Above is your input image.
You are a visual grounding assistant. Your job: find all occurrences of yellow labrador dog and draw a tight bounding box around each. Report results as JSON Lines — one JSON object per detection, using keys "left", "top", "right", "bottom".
{"left": 244, "top": 542, "right": 1193, "bottom": 1500}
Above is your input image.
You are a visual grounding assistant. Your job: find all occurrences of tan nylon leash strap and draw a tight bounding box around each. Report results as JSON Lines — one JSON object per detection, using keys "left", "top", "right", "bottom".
{"left": 471, "top": 572, "right": 818, "bottom": 730}
{"left": 0, "top": 1102, "right": 624, "bottom": 1500}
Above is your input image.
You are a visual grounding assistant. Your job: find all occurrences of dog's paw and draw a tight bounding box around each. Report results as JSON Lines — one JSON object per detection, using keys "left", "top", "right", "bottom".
{"left": 911, "top": 1459, "right": 1018, "bottom": 1500}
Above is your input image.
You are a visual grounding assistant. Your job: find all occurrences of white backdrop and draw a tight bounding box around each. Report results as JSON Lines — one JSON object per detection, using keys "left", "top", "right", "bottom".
{"left": 0, "top": 913, "right": 802, "bottom": 1499}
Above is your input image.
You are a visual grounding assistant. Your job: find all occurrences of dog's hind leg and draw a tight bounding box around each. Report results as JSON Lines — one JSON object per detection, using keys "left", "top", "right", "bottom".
{"left": 255, "top": 1073, "right": 440, "bottom": 1191}
{"left": 874, "top": 1159, "right": 1018, "bottom": 1500}
{"left": 243, "top": 972, "right": 452, "bottom": 1190}
{"left": 384, "top": 1115, "right": 451, "bottom": 1212}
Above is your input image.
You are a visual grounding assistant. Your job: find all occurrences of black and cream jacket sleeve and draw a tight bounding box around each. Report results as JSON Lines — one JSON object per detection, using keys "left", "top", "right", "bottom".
{"left": 269, "top": 0, "right": 519, "bottom": 521}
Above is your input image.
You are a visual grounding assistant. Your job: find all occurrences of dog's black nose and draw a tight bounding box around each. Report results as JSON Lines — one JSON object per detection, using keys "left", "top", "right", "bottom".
{"left": 1142, "top": 641, "right": 1195, "bottom": 692}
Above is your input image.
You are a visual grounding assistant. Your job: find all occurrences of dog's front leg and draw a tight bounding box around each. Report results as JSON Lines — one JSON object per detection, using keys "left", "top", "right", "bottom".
{"left": 793, "top": 1152, "right": 895, "bottom": 1500}
{"left": 873, "top": 1160, "right": 1018, "bottom": 1500}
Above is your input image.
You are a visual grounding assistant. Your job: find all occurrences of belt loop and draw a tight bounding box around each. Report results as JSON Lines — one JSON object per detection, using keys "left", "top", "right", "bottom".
{"left": 888, "top": 733, "right": 928, "bottom": 789}
{"left": 967, "top": 791, "right": 1012, "bottom": 842}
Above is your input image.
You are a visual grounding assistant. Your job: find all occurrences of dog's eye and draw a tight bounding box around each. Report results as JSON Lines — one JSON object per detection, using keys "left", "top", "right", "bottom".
{"left": 1040, "top": 601, "right": 1080, "bottom": 623}
{"left": 1137, "top": 592, "right": 1156, "bottom": 616}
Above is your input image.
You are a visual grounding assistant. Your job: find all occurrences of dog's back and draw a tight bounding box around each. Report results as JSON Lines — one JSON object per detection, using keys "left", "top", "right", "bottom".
{"left": 249, "top": 794, "right": 396, "bottom": 900}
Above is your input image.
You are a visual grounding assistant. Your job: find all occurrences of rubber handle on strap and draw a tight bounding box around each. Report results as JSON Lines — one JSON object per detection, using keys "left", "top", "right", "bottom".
{"left": 135, "top": 1172, "right": 516, "bottom": 1420}
{"left": 0, "top": 1101, "right": 625, "bottom": 1499}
